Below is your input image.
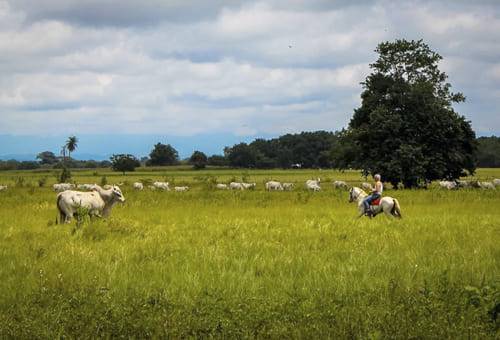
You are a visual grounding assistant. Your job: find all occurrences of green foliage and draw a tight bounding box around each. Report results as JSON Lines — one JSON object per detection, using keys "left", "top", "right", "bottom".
{"left": 100, "top": 176, "right": 107, "bottom": 186}
{"left": 224, "top": 131, "right": 340, "bottom": 169}
{"left": 59, "top": 167, "right": 72, "bottom": 183}
{"left": 148, "top": 143, "right": 179, "bottom": 166}
{"left": 65, "top": 136, "right": 78, "bottom": 159}
{"left": 189, "top": 151, "right": 208, "bottom": 170}
{"left": 13, "top": 176, "right": 25, "bottom": 187}
{"left": 36, "top": 151, "right": 58, "bottom": 165}
{"left": 207, "top": 154, "right": 229, "bottom": 166}
{"left": 110, "top": 154, "right": 140, "bottom": 174}
{"left": 37, "top": 177, "right": 47, "bottom": 187}
{"left": 477, "top": 136, "right": 500, "bottom": 167}
{"left": 348, "top": 39, "right": 477, "bottom": 188}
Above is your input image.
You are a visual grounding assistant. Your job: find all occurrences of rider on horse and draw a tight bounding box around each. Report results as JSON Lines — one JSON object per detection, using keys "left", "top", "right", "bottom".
{"left": 363, "top": 174, "right": 383, "bottom": 216}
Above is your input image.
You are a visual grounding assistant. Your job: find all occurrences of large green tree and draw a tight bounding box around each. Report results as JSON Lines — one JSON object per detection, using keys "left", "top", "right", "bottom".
{"left": 348, "top": 39, "right": 476, "bottom": 188}
{"left": 148, "top": 143, "right": 179, "bottom": 166}
{"left": 189, "top": 150, "right": 208, "bottom": 169}
{"left": 36, "top": 151, "right": 58, "bottom": 165}
{"left": 110, "top": 154, "right": 140, "bottom": 174}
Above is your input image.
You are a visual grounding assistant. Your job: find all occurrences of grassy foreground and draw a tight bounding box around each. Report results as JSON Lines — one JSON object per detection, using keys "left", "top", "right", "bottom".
{"left": 0, "top": 169, "right": 499, "bottom": 338}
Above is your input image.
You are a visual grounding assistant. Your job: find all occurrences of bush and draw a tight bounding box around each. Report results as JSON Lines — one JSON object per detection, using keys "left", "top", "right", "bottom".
{"left": 59, "top": 167, "right": 71, "bottom": 183}
{"left": 110, "top": 154, "right": 140, "bottom": 174}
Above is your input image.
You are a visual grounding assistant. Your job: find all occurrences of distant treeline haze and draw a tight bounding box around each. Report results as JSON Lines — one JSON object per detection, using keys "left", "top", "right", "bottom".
{"left": 0, "top": 132, "right": 499, "bottom": 171}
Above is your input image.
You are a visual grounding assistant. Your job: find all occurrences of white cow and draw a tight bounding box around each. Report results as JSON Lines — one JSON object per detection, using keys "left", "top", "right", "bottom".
{"left": 174, "top": 186, "right": 189, "bottom": 192}
{"left": 333, "top": 180, "right": 349, "bottom": 189}
{"left": 439, "top": 180, "right": 457, "bottom": 190}
{"left": 133, "top": 182, "right": 144, "bottom": 190}
{"left": 153, "top": 181, "right": 170, "bottom": 191}
{"left": 480, "top": 181, "right": 496, "bottom": 190}
{"left": 0, "top": 185, "right": 7, "bottom": 191}
{"left": 230, "top": 182, "right": 244, "bottom": 190}
{"left": 216, "top": 183, "right": 229, "bottom": 190}
{"left": 305, "top": 179, "right": 321, "bottom": 191}
{"left": 242, "top": 182, "right": 256, "bottom": 189}
{"left": 56, "top": 185, "right": 125, "bottom": 223}
{"left": 361, "top": 182, "right": 373, "bottom": 191}
{"left": 493, "top": 179, "right": 500, "bottom": 187}
{"left": 306, "top": 178, "right": 320, "bottom": 186}
{"left": 53, "top": 183, "right": 75, "bottom": 192}
{"left": 282, "top": 183, "right": 294, "bottom": 191}
{"left": 265, "top": 181, "right": 283, "bottom": 191}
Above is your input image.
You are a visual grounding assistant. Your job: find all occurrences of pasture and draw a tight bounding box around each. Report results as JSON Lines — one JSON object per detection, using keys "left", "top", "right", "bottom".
{"left": 0, "top": 168, "right": 499, "bottom": 338}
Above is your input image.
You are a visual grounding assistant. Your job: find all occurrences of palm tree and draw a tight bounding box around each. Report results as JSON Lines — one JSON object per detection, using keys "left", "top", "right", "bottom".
{"left": 65, "top": 136, "right": 78, "bottom": 160}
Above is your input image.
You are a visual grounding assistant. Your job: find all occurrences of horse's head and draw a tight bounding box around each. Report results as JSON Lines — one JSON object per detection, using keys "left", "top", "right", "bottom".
{"left": 349, "top": 187, "right": 355, "bottom": 202}
{"left": 349, "top": 187, "right": 364, "bottom": 202}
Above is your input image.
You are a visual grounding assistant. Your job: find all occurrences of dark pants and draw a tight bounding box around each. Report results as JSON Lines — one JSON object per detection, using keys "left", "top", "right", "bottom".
{"left": 363, "top": 193, "right": 381, "bottom": 212}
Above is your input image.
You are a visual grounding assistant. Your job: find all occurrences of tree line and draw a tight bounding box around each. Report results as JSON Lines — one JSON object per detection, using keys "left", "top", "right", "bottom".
{"left": 1, "top": 133, "right": 498, "bottom": 172}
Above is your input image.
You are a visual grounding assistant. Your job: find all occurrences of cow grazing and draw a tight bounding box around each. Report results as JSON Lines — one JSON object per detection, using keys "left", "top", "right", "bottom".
{"left": 282, "top": 183, "right": 294, "bottom": 191}
{"left": 480, "top": 182, "right": 496, "bottom": 190}
{"left": 305, "top": 179, "right": 321, "bottom": 191}
{"left": 153, "top": 182, "right": 170, "bottom": 191}
{"left": 56, "top": 185, "right": 125, "bottom": 223}
{"left": 333, "top": 180, "right": 349, "bottom": 189}
{"left": 216, "top": 183, "right": 229, "bottom": 190}
{"left": 439, "top": 181, "right": 457, "bottom": 190}
{"left": 174, "top": 186, "right": 189, "bottom": 192}
{"left": 53, "top": 183, "right": 75, "bottom": 192}
{"left": 133, "top": 182, "right": 144, "bottom": 190}
{"left": 265, "top": 181, "right": 283, "bottom": 191}
{"left": 242, "top": 182, "right": 256, "bottom": 189}
{"left": 0, "top": 185, "right": 7, "bottom": 191}
{"left": 230, "top": 182, "right": 244, "bottom": 190}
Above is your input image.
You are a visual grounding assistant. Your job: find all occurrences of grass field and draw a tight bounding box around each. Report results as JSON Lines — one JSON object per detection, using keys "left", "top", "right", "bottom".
{"left": 0, "top": 168, "right": 499, "bottom": 338}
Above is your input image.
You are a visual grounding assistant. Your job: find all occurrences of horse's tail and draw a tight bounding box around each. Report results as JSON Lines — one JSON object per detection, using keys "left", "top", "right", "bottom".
{"left": 56, "top": 193, "right": 65, "bottom": 224}
{"left": 392, "top": 198, "right": 402, "bottom": 218}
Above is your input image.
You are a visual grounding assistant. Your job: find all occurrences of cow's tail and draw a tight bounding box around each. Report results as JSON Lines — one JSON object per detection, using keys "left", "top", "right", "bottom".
{"left": 391, "top": 198, "right": 402, "bottom": 218}
{"left": 56, "top": 194, "right": 65, "bottom": 224}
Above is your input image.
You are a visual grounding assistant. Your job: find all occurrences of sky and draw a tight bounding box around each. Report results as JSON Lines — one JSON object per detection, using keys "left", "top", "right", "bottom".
{"left": 0, "top": 0, "right": 499, "bottom": 159}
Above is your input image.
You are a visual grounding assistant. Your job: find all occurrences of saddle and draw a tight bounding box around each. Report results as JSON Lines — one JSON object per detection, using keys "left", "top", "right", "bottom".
{"left": 371, "top": 197, "right": 381, "bottom": 206}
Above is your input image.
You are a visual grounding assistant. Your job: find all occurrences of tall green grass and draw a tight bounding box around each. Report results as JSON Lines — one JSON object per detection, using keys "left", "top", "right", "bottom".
{"left": 0, "top": 169, "right": 498, "bottom": 338}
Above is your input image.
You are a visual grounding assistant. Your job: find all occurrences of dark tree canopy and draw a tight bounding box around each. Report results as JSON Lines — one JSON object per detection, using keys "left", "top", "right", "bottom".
{"left": 207, "top": 154, "right": 229, "bottom": 167}
{"left": 148, "top": 143, "right": 179, "bottom": 166}
{"left": 36, "top": 151, "right": 58, "bottom": 165}
{"left": 348, "top": 39, "right": 476, "bottom": 188}
{"left": 189, "top": 150, "right": 208, "bottom": 169}
{"left": 224, "top": 131, "right": 339, "bottom": 169}
{"left": 476, "top": 136, "right": 500, "bottom": 167}
{"left": 110, "top": 154, "right": 140, "bottom": 174}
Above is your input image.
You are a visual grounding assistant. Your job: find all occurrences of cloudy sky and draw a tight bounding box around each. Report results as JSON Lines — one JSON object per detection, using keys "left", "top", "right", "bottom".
{"left": 0, "top": 0, "right": 499, "bottom": 158}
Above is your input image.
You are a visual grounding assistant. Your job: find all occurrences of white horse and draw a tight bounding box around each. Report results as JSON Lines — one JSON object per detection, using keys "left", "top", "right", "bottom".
{"left": 348, "top": 187, "right": 402, "bottom": 218}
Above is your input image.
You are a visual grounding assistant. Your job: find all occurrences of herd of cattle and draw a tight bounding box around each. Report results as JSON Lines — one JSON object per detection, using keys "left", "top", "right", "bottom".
{"left": 1, "top": 178, "right": 500, "bottom": 194}
{"left": 0, "top": 177, "right": 499, "bottom": 224}
{"left": 438, "top": 179, "right": 500, "bottom": 190}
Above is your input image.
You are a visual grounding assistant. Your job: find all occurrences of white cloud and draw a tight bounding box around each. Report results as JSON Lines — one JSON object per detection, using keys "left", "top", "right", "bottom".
{"left": 0, "top": 0, "right": 499, "bottom": 138}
